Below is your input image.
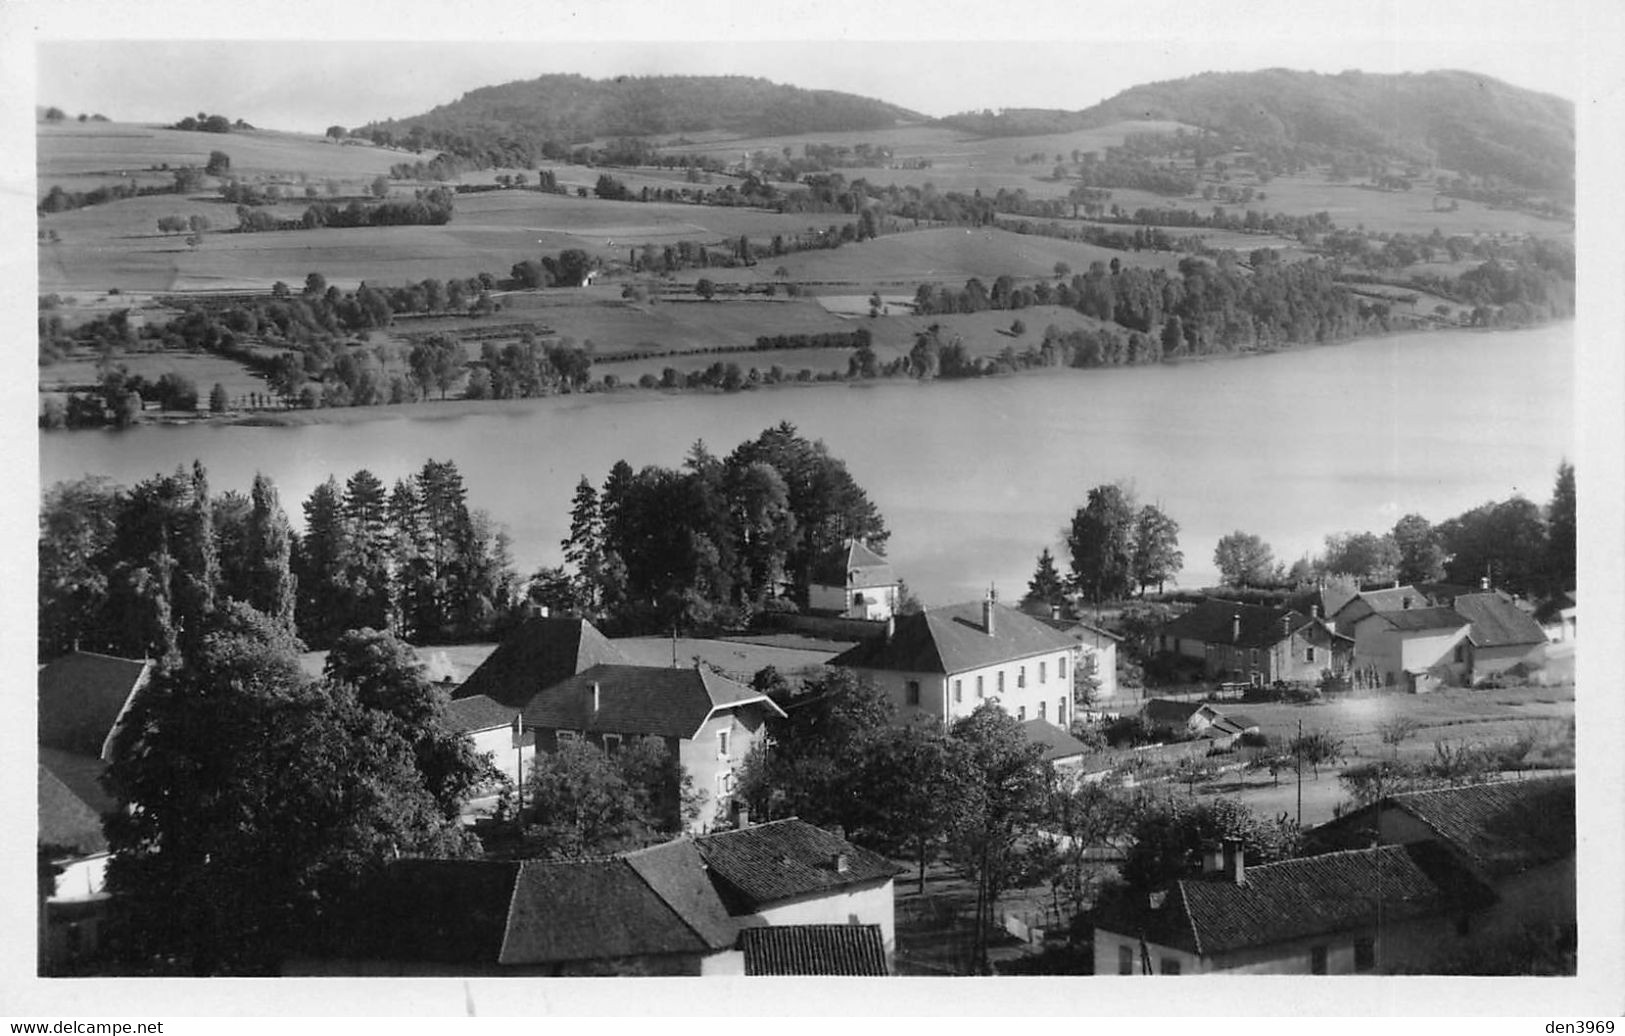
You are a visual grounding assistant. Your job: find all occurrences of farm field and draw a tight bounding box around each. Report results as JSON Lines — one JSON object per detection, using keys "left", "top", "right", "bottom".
{"left": 860, "top": 304, "right": 1122, "bottom": 361}
{"left": 40, "top": 348, "right": 270, "bottom": 404}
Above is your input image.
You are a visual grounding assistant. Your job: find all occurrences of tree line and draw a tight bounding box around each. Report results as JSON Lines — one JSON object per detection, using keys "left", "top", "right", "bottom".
{"left": 537, "top": 423, "right": 887, "bottom": 633}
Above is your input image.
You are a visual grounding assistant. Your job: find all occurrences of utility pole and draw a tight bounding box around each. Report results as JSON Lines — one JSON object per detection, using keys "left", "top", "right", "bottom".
{"left": 1296, "top": 718, "right": 1303, "bottom": 827}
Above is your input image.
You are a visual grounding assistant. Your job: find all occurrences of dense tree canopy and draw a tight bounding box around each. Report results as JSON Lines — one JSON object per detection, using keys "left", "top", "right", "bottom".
{"left": 1213, "top": 530, "right": 1277, "bottom": 588}
{"left": 1067, "top": 483, "right": 1139, "bottom": 603}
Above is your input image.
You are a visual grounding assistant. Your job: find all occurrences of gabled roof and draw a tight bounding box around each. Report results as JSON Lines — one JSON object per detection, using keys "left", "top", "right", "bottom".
{"left": 501, "top": 847, "right": 736, "bottom": 964}
{"left": 1377, "top": 776, "right": 1573, "bottom": 879}
{"left": 38, "top": 651, "right": 152, "bottom": 758}
{"left": 443, "top": 693, "right": 519, "bottom": 734}
{"left": 38, "top": 765, "right": 109, "bottom": 857}
{"left": 451, "top": 616, "right": 626, "bottom": 707}
{"left": 522, "top": 664, "right": 783, "bottom": 739}
{"left": 1141, "top": 698, "right": 1209, "bottom": 725}
{"left": 1367, "top": 607, "right": 1469, "bottom": 633}
{"left": 38, "top": 746, "right": 119, "bottom": 818}
{"left": 1100, "top": 844, "right": 1492, "bottom": 957}
{"left": 315, "top": 843, "right": 739, "bottom": 968}
{"left": 695, "top": 819, "right": 901, "bottom": 911}
{"left": 810, "top": 538, "right": 895, "bottom": 590}
{"left": 1158, "top": 599, "right": 1323, "bottom": 649}
{"left": 740, "top": 924, "right": 889, "bottom": 976}
{"left": 829, "top": 601, "right": 1076, "bottom": 675}
{"left": 1452, "top": 592, "right": 1548, "bottom": 649}
{"left": 1017, "top": 717, "right": 1092, "bottom": 763}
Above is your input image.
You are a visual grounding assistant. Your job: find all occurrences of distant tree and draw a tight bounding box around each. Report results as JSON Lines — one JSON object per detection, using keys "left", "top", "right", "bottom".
{"left": 1024, "top": 547, "right": 1068, "bottom": 610}
{"left": 1213, "top": 530, "right": 1275, "bottom": 588}
{"left": 1543, "top": 461, "right": 1576, "bottom": 594}
{"left": 304, "top": 272, "right": 327, "bottom": 297}
{"left": 1053, "top": 262, "right": 1070, "bottom": 281}
{"left": 1321, "top": 530, "right": 1400, "bottom": 585}
{"left": 1115, "top": 796, "right": 1302, "bottom": 897}
{"left": 325, "top": 125, "right": 346, "bottom": 141}
{"left": 187, "top": 214, "right": 211, "bottom": 235}
{"left": 370, "top": 175, "right": 389, "bottom": 199}
{"left": 204, "top": 150, "right": 231, "bottom": 176}
{"left": 1436, "top": 496, "right": 1548, "bottom": 595}
{"left": 695, "top": 277, "right": 716, "bottom": 301}
{"left": 1289, "top": 728, "right": 1345, "bottom": 779}
{"left": 1378, "top": 716, "right": 1421, "bottom": 757}
{"left": 1392, "top": 513, "right": 1446, "bottom": 585}
{"left": 44, "top": 106, "right": 66, "bottom": 122}
{"left": 1067, "top": 482, "right": 1138, "bottom": 603}
{"left": 1131, "top": 504, "right": 1183, "bottom": 595}
{"left": 407, "top": 334, "right": 463, "bottom": 400}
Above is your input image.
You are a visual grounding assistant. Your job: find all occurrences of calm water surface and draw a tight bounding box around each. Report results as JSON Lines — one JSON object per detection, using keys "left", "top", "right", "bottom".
{"left": 41, "top": 324, "right": 1574, "bottom": 605}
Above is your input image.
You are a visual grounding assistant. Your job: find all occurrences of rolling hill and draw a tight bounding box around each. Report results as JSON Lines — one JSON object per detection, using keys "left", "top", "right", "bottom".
{"left": 362, "top": 73, "right": 923, "bottom": 145}
{"left": 941, "top": 69, "right": 1573, "bottom": 196}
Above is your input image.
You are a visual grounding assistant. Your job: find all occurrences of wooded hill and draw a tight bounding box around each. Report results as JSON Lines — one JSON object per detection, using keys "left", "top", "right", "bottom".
{"left": 363, "top": 73, "right": 922, "bottom": 145}
{"left": 941, "top": 69, "right": 1573, "bottom": 198}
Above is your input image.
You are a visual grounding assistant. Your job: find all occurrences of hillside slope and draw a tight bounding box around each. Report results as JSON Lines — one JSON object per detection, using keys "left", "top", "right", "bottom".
{"left": 365, "top": 73, "right": 922, "bottom": 144}
{"left": 942, "top": 69, "right": 1573, "bottom": 195}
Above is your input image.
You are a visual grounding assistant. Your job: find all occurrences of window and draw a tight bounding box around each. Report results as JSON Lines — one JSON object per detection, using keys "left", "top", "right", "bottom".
{"left": 1059, "top": 656, "right": 1067, "bottom": 680}
{"left": 717, "top": 729, "right": 730, "bottom": 759}
{"left": 906, "top": 680, "right": 921, "bottom": 706}
{"left": 1310, "top": 945, "right": 1327, "bottom": 975}
{"left": 1249, "top": 648, "right": 1259, "bottom": 666}
{"left": 1118, "top": 945, "right": 1134, "bottom": 975}
{"left": 555, "top": 729, "right": 579, "bottom": 744}
{"left": 976, "top": 675, "right": 984, "bottom": 698}
{"left": 1018, "top": 665, "right": 1027, "bottom": 688}
{"left": 1161, "top": 958, "right": 1181, "bottom": 975}
{"left": 1453, "top": 643, "right": 1465, "bottom": 663}
{"left": 954, "top": 679, "right": 963, "bottom": 703}
{"left": 1039, "top": 700, "right": 1047, "bottom": 720}
{"left": 1040, "top": 661, "right": 1047, "bottom": 684}
{"left": 997, "top": 671, "right": 1005, "bottom": 694}
{"left": 1058, "top": 697, "right": 1067, "bottom": 725}
{"left": 1354, "top": 938, "right": 1375, "bottom": 972}
{"left": 1306, "top": 646, "right": 1316, "bottom": 663}
{"left": 602, "top": 733, "right": 622, "bottom": 753}
{"left": 1017, "top": 705, "right": 1026, "bottom": 721}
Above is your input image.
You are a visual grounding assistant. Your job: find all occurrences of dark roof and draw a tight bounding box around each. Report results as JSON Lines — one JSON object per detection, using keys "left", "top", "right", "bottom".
{"left": 443, "top": 693, "right": 519, "bottom": 734}
{"left": 810, "top": 539, "right": 895, "bottom": 590}
{"left": 695, "top": 819, "right": 900, "bottom": 910}
{"left": 522, "top": 664, "right": 781, "bottom": 739}
{"left": 1017, "top": 718, "right": 1092, "bottom": 763}
{"left": 1034, "top": 615, "right": 1123, "bottom": 644}
{"left": 342, "top": 859, "right": 523, "bottom": 964}
{"left": 38, "top": 765, "right": 109, "bottom": 856}
{"left": 622, "top": 840, "right": 740, "bottom": 950}
{"left": 1158, "top": 599, "right": 1313, "bottom": 649}
{"left": 829, "top": 601, "right": 1076, "bottom": 675}
{"left": 1103, "top": 844, "right": 1491, "bottom": 956}
{"left": 501, "top": 852, "right": 734, "bottom": 964}
{"left": 452, "top": 617, "right": 626, "bottom": 708}
{"left": 740, "top": 924, "right": 888, "bottom": 976}
{"left": 1384, "top": 776, "right": 1574, "bottom": 879}
{"left": 38, "top": 651, "right": 152, "bottom": 757}
{"left": 1452, "top": 592, "right": 1548, "bottom": 648}
{"left": 37, "top": 746, "right": 119, "bottom": 818}
{"left": 1141, "top": 698, "right": 1208, "bottom": 725}
{"left": 1370, "top": 607, "right": 1469, "bottom": 632}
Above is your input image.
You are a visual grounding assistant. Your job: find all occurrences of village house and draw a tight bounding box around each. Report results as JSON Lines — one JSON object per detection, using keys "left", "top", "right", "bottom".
{"left": 450, "top": 614, "right": 627, "bottom": 708}
{"left": 38, "top": 650, "right": 154, "bottom": 761}
{"left": 1450, "top": 590, "right": 1550, "bottom": 680}
{"left": 513, "top": 663, "right": 784, "bottom": 832}
{"left": 829, "top": 596, "right": 1081, "bottom": 729}
{"left": 1016, "top": 717, "right": 1096, "bottom": 774}
{"left": 1024, "top": 604, "right": 1122, "bottom": 703}
{"left": 1090, "top": 838, "right": 1493, "bottom": 975}
{"left": 1347, "top": 605, "right": 1471, "bottom": 692}
{"left": 738, "top": 924, "right": 889, "bottom": 976}
{"left": 1308, "top": 775, "right": 1575, "bottom": 949}
{"left": 1155, "top": 599, "right": 1352, "bottom": 686}
{"left": 1139, "top": 699, "right": 1259, "bottom": 747}
{"left": 1327, "top": 582, "right": 1474, "bottom": 637}
{"left": 807, "top": 538, "right": 897, "bottom": 620}
{"left": 694, "top": 817, "right": 902, "bottom": 956}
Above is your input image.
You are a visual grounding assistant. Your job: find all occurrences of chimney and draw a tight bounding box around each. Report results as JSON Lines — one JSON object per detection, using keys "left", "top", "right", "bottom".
{"left": 591, "top": 680, "right": 601, "bottom": 714}
{"left": 1200, "top": 841, "right": 1224, "bottom": 874}
{"left": 1222, "top": 838, "right": 1246, "bottom": 886}
{"left": 983, "top": 592, "right": 996, "bottom": 636}
{"left": 735, "top": 805, "right": 750, "bottom": 829}
{"left": 1480, "top": 575, "right": 1491, "bottom": 591}
{"left": 1311, "top": 604, "right": 1321, "bottom": 620}
{"left": 1281, "top": 615, "right": 1291, "bottom": 638}
{"left": 1231, "top": 613, "right": 1241, "bottom": 643}
{"left": 1051, "top": 603, "right": 1062, "bottom": 621}
{"left": 885, "top": 615, "right": 896, "bottom": 643}
{"left": 538, "top": 604, "right": 550, "bottom": 618}
{"left": 1401, "top": 595, "right": 1412, "bottom": 610}
{"left": 832, "top": 852, "right": 850, "bottom": 874}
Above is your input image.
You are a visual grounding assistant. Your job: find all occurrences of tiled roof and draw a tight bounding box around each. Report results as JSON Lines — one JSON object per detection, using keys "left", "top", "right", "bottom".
{"left": 501, "top": 852, "right": 734, "bottom": 964}
{"left": 444, "top": 693, "right": 519, "bottom": 734}
{"left": 1386, "top": 776, "right": 1574, "bottom": 879}
{"left": 38, "top": 747, "right": 119, "bottom": 817}
{"left": 622, "top": 840, "right": 741, "bottom": 950}
{"left": 338, "top": 859, "right": 523, "bottom": 964}
{"left": 829, "top": 601, "right": 1076, "bottom": 675}
{"left": 1116, "top": 844, "right": 1490, "bottom": 956}
{"left": 740, "top": 924, "right": 889, "bottom": 976}
{"left": 1452, "top": 592, "right": 1548, "bottom": 649}
{"left": 452, "top": 617, "right": 626, "bottom": 708}
{"left": 811, "top": 539, "right": 895, "bottom": 590}
{"left": 1158, "top": 599, "right": 1312, "bottom": 649}
{"left": 1017, "top": 718, "right": 1092, "bottom": 763}
{"left": 38, "top": 765, "right": 109, "bottom": 856}
{"left": 695, "top": 819, "right": 901, "bottom": 910}
{"left": 1371, "top": 607, "right": 1469, "bottom": 632}
{"left": 522, "top": 664, "right": 781, "bottom": 739}
{"left": 38, "top": 651, "right": 151, "bottom": 757}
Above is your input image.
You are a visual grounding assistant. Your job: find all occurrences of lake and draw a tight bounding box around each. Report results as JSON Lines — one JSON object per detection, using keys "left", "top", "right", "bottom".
{"left": 40, "top": 324, "right": 1574, "bottom": 606}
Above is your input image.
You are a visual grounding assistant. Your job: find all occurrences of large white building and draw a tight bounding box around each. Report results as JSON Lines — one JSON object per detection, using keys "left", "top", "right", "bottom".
{"left": 829, "top": 597, "right": 1081, "bottom": 729}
